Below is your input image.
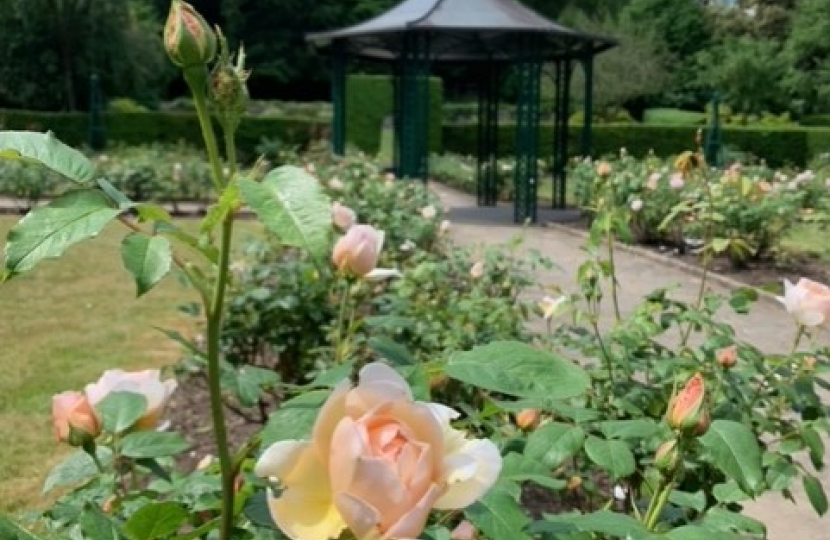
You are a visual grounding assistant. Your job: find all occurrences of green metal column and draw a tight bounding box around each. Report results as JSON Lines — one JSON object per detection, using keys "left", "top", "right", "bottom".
{"left": 514, "top": 38, "right": 541, "bottom": 223}
{"left": 704, "top": 91, "right": 722, "bottom": 166}
{"left": 552, "top": 58, "right": 572, "bottom": 209}
{"left": 331, "top": 40, "right": 347, "bottom": 156}
{"left": 580, "top": 52, "right": 594, "bottom": 159}
{"left": 477, "top": 62, "right": 500, "bottom": 206}
{"left": 397, "top": 32, "right": 431, "bottom": 181}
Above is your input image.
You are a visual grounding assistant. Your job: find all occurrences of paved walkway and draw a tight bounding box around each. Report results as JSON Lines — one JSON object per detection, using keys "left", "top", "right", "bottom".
{"left": 430, "top": 183, "right": 828, "bottom": 540}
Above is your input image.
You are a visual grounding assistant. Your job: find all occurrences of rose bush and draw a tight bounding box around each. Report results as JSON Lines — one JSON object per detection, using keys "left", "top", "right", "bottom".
{"left": 255, "top": 362, "right": 501, "bottom": 540}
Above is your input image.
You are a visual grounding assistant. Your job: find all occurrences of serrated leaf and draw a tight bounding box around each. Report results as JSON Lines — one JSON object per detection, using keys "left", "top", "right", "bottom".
{"left": 700, "top": 420, "right": 764, "bottom": 494}
{"left": 124, "top": 501, "right": 188, "bottom": 540}
{"left": 94, "top": 391, "right": 148, "bottom": 434}
{"left": 801, "top": 425, "right": 825, "bottom": 469}
{"left": 0, "top": 514, "right": 45, "bottom": 540}
{"left": 261, "top": 390, "right": 328, "bottom": 446}
{"left": 5, "top": 190, "right": 120, "bottom": 274}
{"left": 43, "top": 447, "right": 113, "bottom": 494}
{"left": 135, "top": 203, "right": 172, "bottom": 224}
{"left": 235, "top": 366, "right": 279, "bottom": 407}
{"left": 583, "top": 436, "right": 635, "bottom": 479}
{"left": 524, "top": 422, "right": 585, "bottom": 469}
{"left": 537, "top": 510, "right": 660, "bottom": 540}
{"left": 121, "top": 233, "right": 172, "bottom": 297}
{"left": 598, "top": 419, "right": 661, "bottom": 440}
{"left": 0, "top": 131, "right": 94, "bottom": 183}
{"left": 667, "top": 525, "right": 745, "bottom": 540}
{"left": 368, "top": 336, "right": 416, "bottom": 366}
{"left": 309, "top": 363, "right": 353, "bottom": 388}
{"left": 120, "top": 432, "right": 189, "bottom": 459}
{"left": 239, "top": 167, "right": 332, "bottom": 267}
{"left": 244, "top": 491, "right": 278, "bottom": 529}
{"left": 80, "top": 506, "right": 120, "bottom": 540}
{"left": 446, "top": 341, "right": 589, "bottom": 400}
{"left": 464, "top": 485, "right": 532, "bottom": 540}
{"left": 712, "top": 481, "right": 751, "bottom": 503}
{"left": 500, "top": 453, "right": 566, "bottom": 490}
{"left": 669, "top": 490, "right": 706, "bottom": 512}
{"left": 201, "top": 183, "right": 240, "bottom": 235}
{"left": 803, "top": 474, "right": 828, "bottom": 516}
{"left": 701, "top": 507, "right": 766, "bottom": 536}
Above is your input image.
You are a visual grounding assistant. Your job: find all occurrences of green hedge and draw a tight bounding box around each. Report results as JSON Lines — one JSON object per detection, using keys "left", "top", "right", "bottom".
{"left": 442, "top": 123, "right": 830, "bottom": 167}
{"left": 0, "top": 109, "right": 327, "bottom": 158}
{"left": 346, "top": 75, "right": 442, "bottom": 154}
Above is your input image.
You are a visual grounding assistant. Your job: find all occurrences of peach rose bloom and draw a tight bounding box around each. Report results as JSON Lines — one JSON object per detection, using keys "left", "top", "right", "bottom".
{"left": 332, "top": 202, "right": 356, "bottom": 232}
{"left": 421, "top": 205, "right": 437, "bottom": 220}
{"left": 52, "top": 391, "right": 101, "bottom": 443}
{"left": 255, "top": 363, "right": 502, "bottom": 540}
{"left": 778, "top": 278, "right": 830, "bottom": 327}
{"left": 469, "top": 261, "right": 484, "bottom": 279}
{"left": 85, "top": 369, "right": 177, "bottom": 431}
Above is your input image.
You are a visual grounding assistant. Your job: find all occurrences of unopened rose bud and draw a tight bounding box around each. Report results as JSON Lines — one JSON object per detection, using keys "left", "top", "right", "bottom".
{"left": 716, "top": 345, "right": 738, "bottom": 369}
{"left": 666, "top": 373, "right": 708, "bottom": 436}
{"left": 332, "top": 202, "right": 356, "bottom": 231}
{"left": 163, "top": 0, "right": 217, "bottom": 69}
{"left": 209, "top": 36, "right": 250, "bottom": 124}
{"left": 654, "top": 439, "right": 679, "bottom": 472}
{"left": 52, "top": 391, "right": 101, "bottom": 446}
{"left": 515, "top": 408, "right": 541, "bottom": 430}
{"left": 451, "top": 520, "right": 477, "bottom": 540}
{"left": 332, "top": 224, "right": 383, "bottom": 277}
{"left": 596, "top": 161, "right": 612, "bottom": 177}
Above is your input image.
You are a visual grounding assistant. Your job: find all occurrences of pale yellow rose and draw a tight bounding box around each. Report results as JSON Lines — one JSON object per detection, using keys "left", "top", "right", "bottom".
{"left": 85, "top": 369, "right": 177, "bottom": 431}
{"left": 777, "top": 278, "right": 830, "bottom": 327}
{"left": 255, "top": 363, "right": 502, "bottom": 540}
{"left": 52, "top": 391, "right": 101, "bottom": 444}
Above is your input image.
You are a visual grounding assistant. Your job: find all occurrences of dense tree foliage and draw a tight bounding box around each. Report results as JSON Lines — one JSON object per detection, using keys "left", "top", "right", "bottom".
{"left": 3, "top": 0, "right": 830, "bottom": 117}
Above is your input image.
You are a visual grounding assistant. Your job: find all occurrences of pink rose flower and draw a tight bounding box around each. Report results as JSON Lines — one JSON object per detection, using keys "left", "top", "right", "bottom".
{"left": 85, "top": 369, "right": 177, "bottom": 431}
{"left": 778, "top": 278, "right": 830, "bottom": 327}
{"left": 255, "top": 363, "right": 502, "bottom": 540}
{"left": 332, "top": 225, "right": 401, "bottom": 280}
{"left": 52, "top": 391, "right": 101, "bottom": 445}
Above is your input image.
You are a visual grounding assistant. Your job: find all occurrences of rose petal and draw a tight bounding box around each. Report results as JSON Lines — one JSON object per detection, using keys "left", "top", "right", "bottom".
{"left": 359, "top": 363, "right": 412, "bottom": 400}
{"left": 434, "top": 439, "right": 502, "bottom": 509}
{"left": 335, "top": 492, "right": 382, "bottom": 540}
{"left": 269, "top": 486, "right": 345, "bottom": 540}
{"left": 313, "top": 380, "right": 351, "bottom": 459}
{"left": 364, "top": 268, "right": 403, "bottom": 281}
{"left": 384, "top": 483, "right": 445, "bottom": 539}
{"left": 255, "top": 440, "right": 308, "bottom": 480}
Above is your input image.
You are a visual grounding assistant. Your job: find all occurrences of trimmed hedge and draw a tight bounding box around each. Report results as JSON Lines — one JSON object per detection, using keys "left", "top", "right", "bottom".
{"left": 442, "top": 123, "right": 830, "bottom": 167}
{"left": 0, "top": 109, "right": 328, "bottom": 158}
{"left": 346, "top": 75, "right": 443, "bottom": 154}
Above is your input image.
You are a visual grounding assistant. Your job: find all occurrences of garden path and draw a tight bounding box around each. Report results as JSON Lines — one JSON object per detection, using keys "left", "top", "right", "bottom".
{"left": 429, "top": 182, "right": 829, "bottom": 540}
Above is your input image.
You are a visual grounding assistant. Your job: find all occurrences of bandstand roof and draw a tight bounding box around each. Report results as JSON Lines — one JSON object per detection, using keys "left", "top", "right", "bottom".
{"left": 306, "top": 0, "right": 617, "bottom": 61}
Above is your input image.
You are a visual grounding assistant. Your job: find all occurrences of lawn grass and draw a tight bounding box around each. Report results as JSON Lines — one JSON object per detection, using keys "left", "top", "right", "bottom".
{"left": 781, "top": 222, "right": 830, "bottom": 261}
{"left": 0, "top": 215, "right": 262, "bottom": 514}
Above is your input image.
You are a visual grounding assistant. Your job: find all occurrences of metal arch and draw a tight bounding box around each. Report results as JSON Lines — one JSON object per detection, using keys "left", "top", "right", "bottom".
{"left": 551, "top": 56, "right": 573, "bottom": 209}
{"left": 331, "top": 40, "right": 347, "bottom": 156}
{"left": 476, "top": 61, "right": 500, "bottom": 206}
{"left": 394, "top": 32, "right": 432, "bottom": 181}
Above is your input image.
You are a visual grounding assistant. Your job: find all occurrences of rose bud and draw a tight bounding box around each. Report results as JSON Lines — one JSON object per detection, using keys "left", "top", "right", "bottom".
{"left": 654, "top": 439, "right": 679, "bottom": 472}
{"left": 665, "top": 373, "right": 708, "bottom": 435}
{"left": 777, "top": 278, "right": 830, "bottom": 327}
{"left": 163, "top": 0, "right": 217, "bottom": 69}
{"left": 331, "top": 202, "right": 356, "bottom": 231}
{"left": 515, "top": 408, "right": 541, "bottom": 431}
{"left": 596, "top": 161, "right": 612, "bottom": 177}
{"left": 52, "top": 391, "right": 101, "bottom": 446}
{"left": 716, "top": 345, "right": 738, "bottom": 369}
{"left": 332, "top": 224, "right": 382, "bottom": 277}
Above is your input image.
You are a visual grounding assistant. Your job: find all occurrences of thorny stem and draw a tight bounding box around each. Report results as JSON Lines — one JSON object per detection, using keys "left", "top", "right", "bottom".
{"left": 334, "top": 277, "right": 353, "bottom": 363}
{"left": 186, "top": 69, "right": 236, "bottom": 540}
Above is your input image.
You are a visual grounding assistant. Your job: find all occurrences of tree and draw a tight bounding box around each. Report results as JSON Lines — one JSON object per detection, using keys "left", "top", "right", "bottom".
{"left": 784, "top": 0, "right": 830, "bottom": 113}
{"left": 0, "top": 0, "right": 171, "bottom": 110}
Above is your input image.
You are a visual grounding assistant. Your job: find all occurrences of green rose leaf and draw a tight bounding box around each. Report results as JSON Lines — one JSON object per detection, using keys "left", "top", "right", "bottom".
{"left": 598, "top": 418, "right": 661, "bottom": 440}
{"left": 239, "top": 166, "right": 332, "bottom": 267}
{"left": 583, "top": 436, "right": 635, "bottom": 479}
{"left": 700, "top": 507, "right": 766, "bottom": 537}
{"left": 667, "top": 524, "right": 744, "bottom": 540}
{"left": 700, "top": 420, "right": 764, "bottom": 494}
{"left": 464, "top": 484, "right": 532, "bottom": 540}
{"left": 446, "top": 341, "right": 589, "bottom": 400}
{"left": 121, "top": 233, "right": 172, "bottom": 297}
{"left": 5, "top": 190, "right": 120, "bottom": 275}
{"left": 500, "top": 453, "right": 566, "bottom": 490}
{"left": 124, "top": 501, "right": 189, "bottom": 540}
{"left": 261, "top": 390, "right": 328, "bottom": 446}
{"left": 0, "top": 131, "right": 94, "bottom": 184}
{"left": 535, "top": 510, "right": 660, "bottom": 540}
{"left": 0, "top": 514, "right": 47, "bottom": 540}
{"left": 43, "top": 447, "right": 113, "bottom": 494}
{"left": 94, "top": 391, "right": 148, "bottom": 434}
{"left": 803, "top": 474, "right": 828, "bottom": 516}
{"left": 120, "top": 432, "right": 190, "bottom": 459}
{"left": 524, "top": 422, "right": 585, "bottom": 469}
{"left": 80, "top": 506, "right": 120, "bottom": 540}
